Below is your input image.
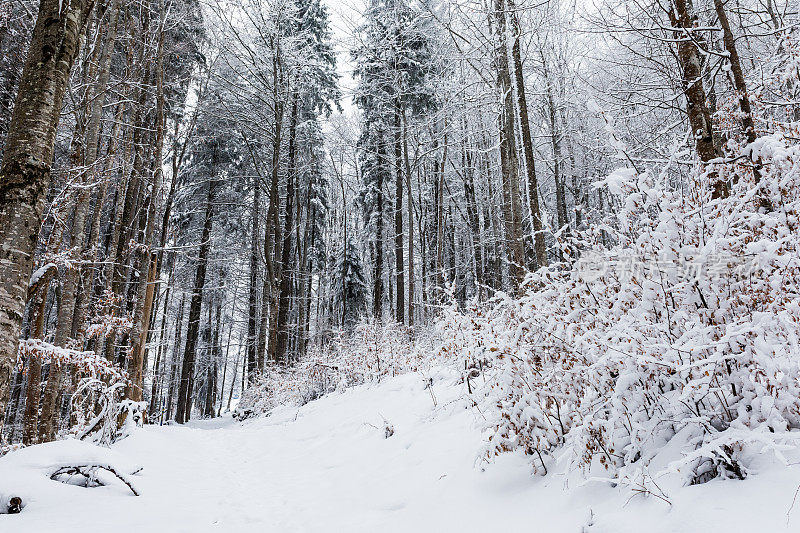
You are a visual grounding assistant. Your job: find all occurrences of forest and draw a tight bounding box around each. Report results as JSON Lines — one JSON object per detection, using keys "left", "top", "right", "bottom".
{"left": 1, "top": 0, "right": 800, "bottom": 529}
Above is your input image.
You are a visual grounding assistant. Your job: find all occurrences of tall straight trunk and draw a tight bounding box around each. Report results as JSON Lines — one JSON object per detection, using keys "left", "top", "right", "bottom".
{"left": 372, "top": 135, "right": 386, "bottom": 322}
{"left": 402, "top": 113, "right": 415, "bottom": 325}
{"left": 148, "top": 278, "right": 171, "bottom": 419}
{"left": 164, "top": 293, "right": 185, "bottom": 423}
{"left": 541, "top": 53, "right": 568, "bottom": 232}
{"left": 460, "top": 122, "right": 484, "bottom": 299}
{"left": 203, "top": 360, "right": 217, "bottom": 418}
{"left": 669, "top": 0, "right": 722, "bottom": 195}
{"left": 417, "top": 167, "right": 428, "bottom": 322}
{"left": 126, "top": 251, "right": 157, "bottom": 401}
{"left": 559, "top": 107, "right": 585, "bottom": 230}
{"left": 434, "top": 125, "right": 448, "bottom": 294}
{"left": 712, "top": 0, "right": 769, "bottom": 208}
{"left": 297, "top": 183, "right": 312, "bottom": 356}
{"left": 263, "top": 43, "right": 284, "bottom": 365}
{"left": 227, "top": 330, "right": 244, "bottom": 413}
{"left": 297, "top": 163, "right": 313, "bottom": 357}
{"left": 218, "top": 297, "right": 236, "bottom": 414}
{"left": 275, "top": 96, "right": 298, "bottom": 364}
{"left": 711, "top": 1, "right": 754, "bottom": 141}
{"left": 393, "top": 107, "right": 405, "bottom": 324}
{"left": 126, "top": 2, "right": 165, "bottom": 402}
{"left": 70, "top": 0, "right": 121, "bottom": 341}
{"left": 95, "top": 170, "right": 130, "bottom": 356}
{"left": 204, "top": 300, "right": 221, "bottom": 418}
{"left": 246, "top": 172, "right": 260, "bottom": 380}
{"left": 482, "top": 127, "right": 503, "bottom": 291}
{"left": 103, "top": 59, "right": 151, "bottom": 362}
{"left": 22, "top": 267, "right": 55, "bottom": 445}
{"left": 22, "top": 356, "right": 42, "bottom": 446}
{"left": 37, "top": 360, "right": 63, "bottom": 443}
{"left": 492, "top": 0, "right": 526, "bottom": 289}
{"left": 256, "top": 233, "right": 271, "bottom": 369}
{"left": 509, "top": 0, "right": 547, "bottom": 269}
{"left": 175, "top": 178, "right": 217, "bottom": 423}
{"left": 0, "top": 0, "right": 96, "bottom": 437}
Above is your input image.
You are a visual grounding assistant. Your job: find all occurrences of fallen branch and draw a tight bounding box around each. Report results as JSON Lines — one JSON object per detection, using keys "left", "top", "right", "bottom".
{"left": 50, "top": 463, "right": 140, "bottom": 496}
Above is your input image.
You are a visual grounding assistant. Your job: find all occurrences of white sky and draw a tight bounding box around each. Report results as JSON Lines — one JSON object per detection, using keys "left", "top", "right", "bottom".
{"left": 323, "top": 0, "right": 365, "bottom": 115}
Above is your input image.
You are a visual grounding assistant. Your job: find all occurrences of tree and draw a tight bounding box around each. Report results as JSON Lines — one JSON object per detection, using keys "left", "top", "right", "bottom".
{"left": 0, "top": 0, "right": 97, "bottom": 435}
{"left": 353, "top": 0, "right": 435, "bottom": 323}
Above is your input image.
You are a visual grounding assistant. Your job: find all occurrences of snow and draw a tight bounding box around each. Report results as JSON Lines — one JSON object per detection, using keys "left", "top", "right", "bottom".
{"left": 3, "top": 369, "right": 800, "bottom": 531}
{"left": 28, "top": 262, "right": 55, "bottom": 288}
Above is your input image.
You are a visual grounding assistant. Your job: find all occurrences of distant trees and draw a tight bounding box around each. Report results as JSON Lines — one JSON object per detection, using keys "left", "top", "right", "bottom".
{"left": 353, "top": 0, "right": 436, "bottom": 323}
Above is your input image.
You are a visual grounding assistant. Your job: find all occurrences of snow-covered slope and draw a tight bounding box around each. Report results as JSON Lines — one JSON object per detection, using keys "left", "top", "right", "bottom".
{"left": 2, "top": 369, "right": 800, "bottom": 532}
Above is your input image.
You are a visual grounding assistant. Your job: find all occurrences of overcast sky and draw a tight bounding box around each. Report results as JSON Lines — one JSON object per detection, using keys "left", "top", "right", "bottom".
{"left": 323, "top": 0, "right": 364, "bottom": 115}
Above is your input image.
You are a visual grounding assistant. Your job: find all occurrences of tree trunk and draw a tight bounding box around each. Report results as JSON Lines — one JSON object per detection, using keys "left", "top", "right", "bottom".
{"left": 492, "top": 0, "right": 526, "bottom": 289}
{"left": 275, "top": 96, "right": 298, "bottom": 364}
{"left": 148, "top": 276, "right": 171, "bottom": 420}
{"left": 22, "top": 267, "right": 55, "bottom": 445}
{"left": 460, "top": 121, "right": 484, "bottom": 299}
{"left": 712, "top": 0, "right": 770, "bottom": 209}
{"left": 204, "top": 300, "right": 221, "bottom": 418}
{"left": 0, "top": 0, "right": 97, "bottom": 435}
{"left": 373, "top": 135, "right": 386, "bottom": 322}
{"left": 165, "top": 293, "right": 185, "bottom": 423}
{"left": 70, "top": 0, "right": 122, "bottom": 342}
{"left": 509, "top": 0, "right": 547, "bottom": 269}
{"left": 263, "top": 44, "right": 285, "bottom": 365}
{"left": 125, "top": 2, "right": 165, "bottom": 402}
{"left": 246, "top": 170, "right": 260, "bottom": 381}
{"left": 434, "top": 124, "right": 448, "bottom": 295}
{"left": 669, "top": 0, "right": 723, "bottom": 195}
{"left": 541, "top": 53, "right": 568, "bottom": 235}
{"left": 175, "top": 178, "right": 217, "bottom": 424}
{"left": 393, "top": 107, "right": 405, "bottom": 324}
{"left": 402, "top": 112, "right": 415, "bottom": 324}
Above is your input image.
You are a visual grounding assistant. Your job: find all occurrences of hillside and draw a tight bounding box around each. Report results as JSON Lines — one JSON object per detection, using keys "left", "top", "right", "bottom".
{"left": 3, "top": 369, "right": 799, "bottom": 532}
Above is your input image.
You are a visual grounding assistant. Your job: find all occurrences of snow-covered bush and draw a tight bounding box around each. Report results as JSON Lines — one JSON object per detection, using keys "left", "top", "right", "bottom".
{"left": 452, "top": 131, "right": 800, "bottom": 485}
{"left": 70, "top": 379, "right": 146, "bottom": 446}
{"left": 236, "top": 321, "right": 442, "bottom": 418}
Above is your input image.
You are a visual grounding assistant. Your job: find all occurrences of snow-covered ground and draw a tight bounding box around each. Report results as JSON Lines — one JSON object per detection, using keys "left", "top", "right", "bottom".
{"left": 3, "top": 369, "right": 800, "bottom": 532}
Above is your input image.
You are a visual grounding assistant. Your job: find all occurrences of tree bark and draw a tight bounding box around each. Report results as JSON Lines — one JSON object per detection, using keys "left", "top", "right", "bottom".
{"left": 402, "top": 112, "right": 415, "bottom": 324}
{"left": 541, "top": 52, "right": 568, "bottom": 235}
{"left": 669, "top": 0, "right": 723, "bottom": 196}
{"left": 460, "top": 121, "right": 484, "bottom": 299}
{"left": 712, "top": 0, "right": 770, "bottom": 209}
{"left": 393, "top": 107, "right": 405, "bottom": 324}
{"left": 246, "top": 169, "right": 260, "bottom": 380}
{"left": 175, "top": 178, "right": 217, "bottom": 423}
{"left": 22, "top": 266, "right": 55, "bottom": 445}
{"left": 165, "top": 293, "right": 185, "bottom": 423}
{"left": 509, "top": 0, "right": 547, "bottom": 269}
{"left": 492, "top": 0, "right": 526, "bottom": 289}
{"left": 126, "top": 2, "right": 165, "bottom": 402}
{"left": 70, "top": 0, "right": 121, "bottom": 342}
{"left": 275, "top": 96, "right": 298, "bottom": 364}
{"left": 148, "top": 273, "right": 171, "bottom": 420}
{"left": 0, "top": 0, "right": 97, "bottom": 434}
{"left": 372, "top": 133, "right": 386, "bottom": 322}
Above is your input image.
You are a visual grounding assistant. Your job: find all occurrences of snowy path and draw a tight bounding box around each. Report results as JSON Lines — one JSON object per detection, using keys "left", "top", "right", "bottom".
{"left": 4, "top": 371, "right": 800, "bottom": 532}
